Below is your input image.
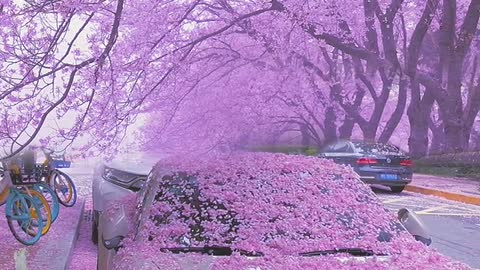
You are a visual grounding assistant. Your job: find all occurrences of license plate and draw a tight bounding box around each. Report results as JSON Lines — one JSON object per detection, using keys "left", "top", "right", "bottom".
{"left": 380, "top": 174, "right": 398, "bottom": 180}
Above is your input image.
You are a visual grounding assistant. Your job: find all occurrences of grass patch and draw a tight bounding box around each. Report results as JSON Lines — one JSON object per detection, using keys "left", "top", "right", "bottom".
{"left": 248, "top": 145, "right": 319, "bottom": 156}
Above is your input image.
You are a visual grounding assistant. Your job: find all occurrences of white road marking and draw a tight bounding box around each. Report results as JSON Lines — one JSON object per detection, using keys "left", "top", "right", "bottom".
{"left": 382, "top": 198, "right": 408, "bottom": 204}
{"left": 418, "top": 212, "right": 480, "bottom": 216}
{"left": 415, "top": 205, "right": 450, "bottom": 214}
{"left": 378, "top": 192, "right": 480, "bottom": 217}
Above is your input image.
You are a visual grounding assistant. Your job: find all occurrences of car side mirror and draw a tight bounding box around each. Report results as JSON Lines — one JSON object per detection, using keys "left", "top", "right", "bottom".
{"left": 397, "top": 208, "right": 432, "bottom": 246}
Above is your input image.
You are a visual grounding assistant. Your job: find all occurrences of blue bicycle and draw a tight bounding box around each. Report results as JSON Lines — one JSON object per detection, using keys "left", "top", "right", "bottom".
{"left": 1, "top": 166, "right": 47, "bottom": 245}
{"left": 1, "top": 187, "right": 45, "bottom": 245}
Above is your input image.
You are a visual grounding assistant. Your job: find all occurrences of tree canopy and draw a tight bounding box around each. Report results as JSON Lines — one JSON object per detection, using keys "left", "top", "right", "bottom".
{"left": 1, "top": 0, "right": 480, "bottom": 158}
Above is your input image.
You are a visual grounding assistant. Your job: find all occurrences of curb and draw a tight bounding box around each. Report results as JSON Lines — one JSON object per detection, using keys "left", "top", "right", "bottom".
{"left": 64, "top": 199, "right": 85, "bottom": 270}
{"left": 405, "top": 185, "right": 480, "bottom": 206}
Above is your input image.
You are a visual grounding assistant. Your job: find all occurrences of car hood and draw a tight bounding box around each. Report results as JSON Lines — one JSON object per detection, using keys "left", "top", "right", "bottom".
{"left": 114, "top": 248, "right": 471, "bottom": 270}
{"left": 104, "top": 152, "right": 165, "bottom": 175}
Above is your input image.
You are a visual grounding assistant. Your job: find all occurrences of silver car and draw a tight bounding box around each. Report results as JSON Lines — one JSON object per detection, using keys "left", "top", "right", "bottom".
{"left": 97, "top": 153, "right": 438, "bottom": 270}
{"left": 91, "top": 151, "right": 163, "bottom": 244}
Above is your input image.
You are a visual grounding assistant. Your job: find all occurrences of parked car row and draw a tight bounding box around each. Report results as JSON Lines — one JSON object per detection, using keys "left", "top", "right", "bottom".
{"left": 90, "top": 149, "right": 469, "bottom": 270}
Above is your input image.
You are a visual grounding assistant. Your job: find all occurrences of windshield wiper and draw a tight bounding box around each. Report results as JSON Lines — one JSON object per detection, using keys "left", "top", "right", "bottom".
{"left": 160, "top": 246, "right": 263, "bottom": 257}
{"left": 299, "top": 248, "right": 384, "bottom": 257}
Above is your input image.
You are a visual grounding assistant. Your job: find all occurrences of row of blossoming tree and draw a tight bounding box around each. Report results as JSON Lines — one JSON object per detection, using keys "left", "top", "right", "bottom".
{"left": 1, "top": 0, "right": 480, "bottom": 159}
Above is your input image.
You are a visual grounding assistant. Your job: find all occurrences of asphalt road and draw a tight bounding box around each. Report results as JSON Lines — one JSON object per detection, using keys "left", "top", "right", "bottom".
{"left": 373, "top": 185, "right": 480, "bottom": 269}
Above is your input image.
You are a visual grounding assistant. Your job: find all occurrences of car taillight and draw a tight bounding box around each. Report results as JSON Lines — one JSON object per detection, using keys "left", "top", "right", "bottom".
{"left": 357, "top": 158, "right": 377, "bottom": 165}
{"left": 400, "top": 159, "right": 413, "bottom": 166}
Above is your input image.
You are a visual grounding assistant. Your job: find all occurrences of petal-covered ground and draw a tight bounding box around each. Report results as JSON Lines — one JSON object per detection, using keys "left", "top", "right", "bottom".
{"left": 68, "top": 167, "right": 97, "bottom": 270}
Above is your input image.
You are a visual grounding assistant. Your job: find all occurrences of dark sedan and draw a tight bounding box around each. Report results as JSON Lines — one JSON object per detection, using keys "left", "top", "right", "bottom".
{"left": 319, "top": 140, "right": 413, "bottom": 193}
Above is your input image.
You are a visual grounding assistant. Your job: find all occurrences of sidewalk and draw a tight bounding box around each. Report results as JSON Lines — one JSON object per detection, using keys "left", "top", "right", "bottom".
{"left": 407, "top": 174, "right": 480, "bottom": 206}
{"left": 0, "top": 199, "right": 84, "bottom": 270}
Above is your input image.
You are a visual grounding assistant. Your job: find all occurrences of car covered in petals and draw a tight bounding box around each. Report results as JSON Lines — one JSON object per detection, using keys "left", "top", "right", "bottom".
{"left": 98, "top": 152, "right": 470, "bottom": 270}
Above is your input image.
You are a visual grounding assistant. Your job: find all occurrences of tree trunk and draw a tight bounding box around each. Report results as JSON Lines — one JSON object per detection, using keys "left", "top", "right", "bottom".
{"left": 429, "top": 117, "right": 445, "bottom": 155}
{"left": 442, "top": 116, "right": 464, "bottom": 152}
{"left": 379, "top": 75, "right": 408, "bottom": 143}
{"left": 437, "top": 0, "right": 480, "bottom": 153}
{"left": 462, "top": 57, "right": 480, "bottom": 150}
{"left": 469, "top": 128, "right": 480, "bottom": 150}
{"left": 362, "top": 124, "right": 377, "bottom": 142}
{"left": 463, "top": 124, "right": 475, "bottom": 150}
{"left": 300, "top": 124, "right": 311, "bottom": 147}
{"left": 443, "top": 59, "right": 465, "bottom": 152}
{"left": 409, "top": 122, "right": 429, "bottom": 158}
{"left": 323, "top": 106, "right": 337, "bottom": 144}
{"left": 338, "top": 116, "right": 355, "bottom": 139}
{"left": 407, "top": 84, "right": 434, "bottom": 158}
{"left": 403, "top": 0, "right": 439, "bottom": 156}
{"left": 461, "top": 103, "right": 480, "bottom": 151}
{"left": 408, "top": 111, "right": 430, "bottom": 158}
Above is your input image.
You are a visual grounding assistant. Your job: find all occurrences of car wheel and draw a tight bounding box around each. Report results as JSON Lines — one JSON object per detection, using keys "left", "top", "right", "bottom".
{"left": 92, "top": 210, "right": 99, "bottom": 245}
{"left": 390, "top": 186, "right": 405, "bottom": 193}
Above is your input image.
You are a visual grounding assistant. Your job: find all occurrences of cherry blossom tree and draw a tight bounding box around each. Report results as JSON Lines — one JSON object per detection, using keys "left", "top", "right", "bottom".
{"left": 1, "top": 0, "right": 480, "bottom": 159}
{"left": 0, "top": 0, "right": 125, "bottom": 158}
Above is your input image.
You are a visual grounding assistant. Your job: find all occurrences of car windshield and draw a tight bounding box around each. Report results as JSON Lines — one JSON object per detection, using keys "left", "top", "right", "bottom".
{"left": 353, "top": 143, "right": 402, "bottom": 155}
{"left": 141, "top": 153, "right": 408, "bottom": 256}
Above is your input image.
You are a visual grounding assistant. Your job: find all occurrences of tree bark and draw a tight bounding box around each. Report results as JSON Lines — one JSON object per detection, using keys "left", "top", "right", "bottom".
{"left": 402, "top": 0, "right": 439, "bottom": 156}
{"left": 338, "top": 117, "right": 355, "bottom": 139}
{"left": 407, "top": 83, "right": 434, "bottom": 157}
{"left": 438, "top": 0, "right": 480, "bottom": 153}
{"left": 462, "top": 57, "right": 480, "bottom": 149}
{"left": 338, "top": 85, "right": 365, "bottom": 140}
{"left": 379, "top": 74, "right": 408, "bottom": 143}
{"left": 429, "top": 117, "right": 445, "bottom": 154}
{"left": 323, "top": 106, "right": 337, "bottom": 144}
{"left": 300, "top": 123, "right": 311, "bottom": 146}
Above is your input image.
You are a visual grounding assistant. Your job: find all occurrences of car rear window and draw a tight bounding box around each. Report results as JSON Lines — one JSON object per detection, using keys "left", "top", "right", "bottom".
{"left": 353, "top": 143, "right": 402, "bottom": 154}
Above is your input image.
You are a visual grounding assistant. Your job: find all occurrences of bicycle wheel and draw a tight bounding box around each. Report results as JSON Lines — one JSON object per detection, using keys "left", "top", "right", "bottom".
{"left": 6, "top": 193, "right": 44, "bottom": 245}
{"left": 50, "top": 170, "right": 77, "bottom": 207}
{"left": 21, "top": 190, "right": 52, "bottom": 236}
{"left": 33, "top": 183, "right": 60, "bottom": 222}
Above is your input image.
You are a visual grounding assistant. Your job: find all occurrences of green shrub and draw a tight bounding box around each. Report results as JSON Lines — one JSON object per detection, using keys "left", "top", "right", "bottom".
{"left": 248, "top": 145, "right": 319, "bottom": 156}
{"left": 304, "top": 148, "right": 318, "bottom": 156}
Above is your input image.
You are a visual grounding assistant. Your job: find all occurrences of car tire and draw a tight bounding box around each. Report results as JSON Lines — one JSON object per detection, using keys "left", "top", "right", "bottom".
{"left": 92, "top": 210, "right": 99, "bottom": 245}
{"left": 390, "top": 186, "right": 405, "bottom": 193}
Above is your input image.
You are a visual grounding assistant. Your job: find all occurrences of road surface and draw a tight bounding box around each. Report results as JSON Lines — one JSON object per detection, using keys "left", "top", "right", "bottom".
{"left": 373, "top": 185, "right": 480, "bottom": 269}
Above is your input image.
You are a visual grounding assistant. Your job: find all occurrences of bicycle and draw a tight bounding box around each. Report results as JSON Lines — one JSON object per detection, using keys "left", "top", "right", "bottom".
{"left": 0, "top": 166, "right": 46, "bottom": 245}
{"left": 2, "top": 160, "right": 53, "bottom": 236}
{"left": 40, "top": 149, "right": 77, "bottom": 207}
{"left": 2, "top": 165, "right": 60, "bottom": 223}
